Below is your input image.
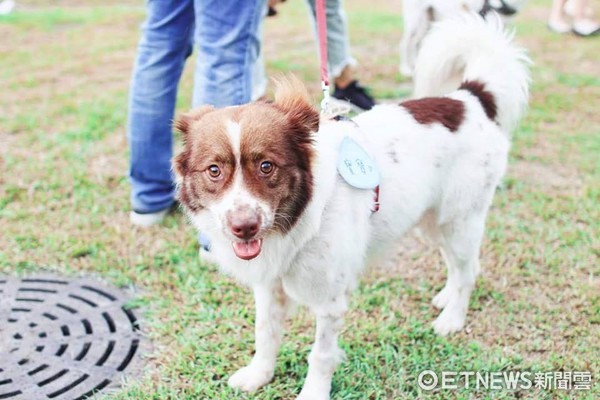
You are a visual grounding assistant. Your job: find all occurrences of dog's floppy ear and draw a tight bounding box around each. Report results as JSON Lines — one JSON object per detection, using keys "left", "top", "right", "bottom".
{"left": 174, "top": 105, "right": 215, "bottom": 143}
{"left": 173, "top": 147, "right": 190, "bottom": 179}
{"left": 173, "top": 105, "right": 215, "bottom": 177}
{"left": 273, "top": 75, "right": 319, "bottom": 133}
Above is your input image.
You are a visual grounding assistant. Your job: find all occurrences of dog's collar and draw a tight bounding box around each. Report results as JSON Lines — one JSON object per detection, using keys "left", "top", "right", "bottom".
{"left": 331, "top": 115, "right": 380, "bottom": 214}
{"left": 372, "top": 185, "right": 380, "bottom": 213}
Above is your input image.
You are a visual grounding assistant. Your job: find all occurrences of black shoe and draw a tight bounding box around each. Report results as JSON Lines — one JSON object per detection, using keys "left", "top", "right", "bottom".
{"left": 332, "top": 80, "right": 375, "bottom": 111}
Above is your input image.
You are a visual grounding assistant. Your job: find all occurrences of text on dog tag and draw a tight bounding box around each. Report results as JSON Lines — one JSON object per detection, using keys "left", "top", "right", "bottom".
{"left": 337, "top": 136, "right": 380, "bottom": 190}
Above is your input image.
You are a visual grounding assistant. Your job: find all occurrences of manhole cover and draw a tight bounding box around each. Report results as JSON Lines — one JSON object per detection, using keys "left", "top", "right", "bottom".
{"left": 0, "top": 275, "right": 146, "bottom": 399}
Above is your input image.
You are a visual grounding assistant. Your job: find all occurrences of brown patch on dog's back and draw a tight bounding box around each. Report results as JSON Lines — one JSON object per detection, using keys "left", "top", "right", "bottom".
{"left": 401, "top": 97, "right": 465, "bottom": 132}
{"left": 459, "top": 80, "right": 497, "bottom": 121}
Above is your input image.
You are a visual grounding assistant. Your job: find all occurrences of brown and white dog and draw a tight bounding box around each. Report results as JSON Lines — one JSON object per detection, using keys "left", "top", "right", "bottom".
{"left": 174, "top": 15, "right": 529, "bottom": 400}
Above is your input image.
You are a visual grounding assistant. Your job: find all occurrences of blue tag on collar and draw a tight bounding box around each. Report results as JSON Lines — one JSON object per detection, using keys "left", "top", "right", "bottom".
{"left": 337, "top": 136, "right": 380, "bottom": 190}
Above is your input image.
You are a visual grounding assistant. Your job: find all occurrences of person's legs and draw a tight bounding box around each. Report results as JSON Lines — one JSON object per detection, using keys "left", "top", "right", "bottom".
{"left": 128, "top": 0, "right": 194, "bottom": 219}
{"left": 252, "top": 4, "right": 270, "bottom": 101}
{"left": 565, "top": 0, "right": 594, "bottom": 18}
{"left": 304, "top": 0, "right": 356, "bottom": 84}
{"left": 252, "top": 52, "right": 268, "bottom": 101}
{"left": 548, "top": 0, "right": 570, "bottom": 32}
{"left": 305, "top": 0, "right": 374, "bottom": 111}
{"left": 570, "top": 0, "right": 599, "bottom": 36}
{"left": 192, "top": 0, "right": 267, "bottom": 107}
{"left": 548, "top": 0, "right": 599, "bottom": 35}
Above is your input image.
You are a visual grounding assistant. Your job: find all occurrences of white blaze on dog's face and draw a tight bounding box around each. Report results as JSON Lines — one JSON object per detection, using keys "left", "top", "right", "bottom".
{"left": 173, "top": 77, "right": 319, "bottom": 260}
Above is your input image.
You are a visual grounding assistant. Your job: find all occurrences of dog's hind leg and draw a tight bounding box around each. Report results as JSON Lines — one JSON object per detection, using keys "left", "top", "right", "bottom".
{"left": 432, "top": 246, "right": 458, "bottom": 310}
{"left": 228, "top": 280, "right": 290, "bottom": 392}
{"left": 414, "top": 211, "right": 455, "bottom": 311}
{"left": 432, "top": 214, "right": 485, "bottom": 336}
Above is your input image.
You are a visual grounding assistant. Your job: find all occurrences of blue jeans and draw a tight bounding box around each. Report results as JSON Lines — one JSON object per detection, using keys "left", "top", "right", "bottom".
{"left": 128, "top": 0, "right": 266, "bottom": 213}
{"left": 253, "top": 0, "right": 356, "bottom": 100}
{"left": 303, "top": 0, "right": 356, "bottom": 79}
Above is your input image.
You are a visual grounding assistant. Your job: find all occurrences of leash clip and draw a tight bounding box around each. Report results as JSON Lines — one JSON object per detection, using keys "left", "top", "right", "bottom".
{"left": 320, "top": 81, "right": 331, "bottom": 116}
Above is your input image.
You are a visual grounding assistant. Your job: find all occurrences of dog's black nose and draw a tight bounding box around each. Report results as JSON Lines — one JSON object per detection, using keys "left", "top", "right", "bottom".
{"left": 230, "top": 218, "right": 260, "bottom": 240}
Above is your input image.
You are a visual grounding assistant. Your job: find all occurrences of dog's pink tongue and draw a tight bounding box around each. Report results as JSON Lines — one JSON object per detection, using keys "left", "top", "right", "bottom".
{"left": 232, "top": 239, "right": 262, "bottom": 260}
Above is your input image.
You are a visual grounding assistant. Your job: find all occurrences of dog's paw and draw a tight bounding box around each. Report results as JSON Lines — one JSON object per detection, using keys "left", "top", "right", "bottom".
{"left": 296, "top": 387, "right": 330, "bottom": 400}
{"left": 432, "top": 308, "right": 465, "bottom": 336}
{"left": 228, "top": 364, "right": 273, "bottom": 393}
{"left": 432, "top": 286, "right": 455, "bottom": 309}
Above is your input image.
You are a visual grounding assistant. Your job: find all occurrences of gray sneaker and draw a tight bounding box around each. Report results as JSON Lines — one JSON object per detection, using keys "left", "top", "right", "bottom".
{"left": 130, "top": 208, "right": 170, "bottom": 227}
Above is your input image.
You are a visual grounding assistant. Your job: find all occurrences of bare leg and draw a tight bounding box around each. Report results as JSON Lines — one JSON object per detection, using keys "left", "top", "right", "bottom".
{"left": 549, "top": 0, "right": 568, "bottom": 22}
{"left": 571, "top": 0, "right": 588, "bottom": 19}
{"left": 334, "top": 65, "right": 354, "bottom": 89}
{"left": 548, "top": 0, "right": 570, "bottom": 32}
{"left": 565, "top": 0, "right": 593, "bottom": 18}
{"left": 228, "top": 281, "right": 289, "bottom": 392}
{"left": 570, "top": 0, "right": 599, "bottom": 35}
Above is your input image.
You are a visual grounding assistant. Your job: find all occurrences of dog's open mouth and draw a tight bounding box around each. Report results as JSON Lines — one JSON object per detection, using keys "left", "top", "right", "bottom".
{"left": 232, "top": 239, "right": 263, "bottom": 260}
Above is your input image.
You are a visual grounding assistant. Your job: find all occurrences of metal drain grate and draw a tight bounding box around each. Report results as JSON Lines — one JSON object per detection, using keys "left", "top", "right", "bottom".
{"left": 0, "top": 275, "right": 146, "bottom": 399}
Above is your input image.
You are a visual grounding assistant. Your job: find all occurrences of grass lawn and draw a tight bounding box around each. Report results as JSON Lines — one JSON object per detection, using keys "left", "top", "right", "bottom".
{"left": 1, "top": 0, "right": 598, "bottom": 399}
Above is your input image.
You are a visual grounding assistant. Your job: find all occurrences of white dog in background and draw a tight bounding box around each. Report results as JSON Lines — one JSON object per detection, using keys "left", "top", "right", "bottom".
{"left": 0, "top": 0, "right": 15, "bottom": 15}
{"left": 400, "top": 0, "right": 526, "bottom": 77}
{"left": 174, "top": 14, "right": 530, "bottom": 400}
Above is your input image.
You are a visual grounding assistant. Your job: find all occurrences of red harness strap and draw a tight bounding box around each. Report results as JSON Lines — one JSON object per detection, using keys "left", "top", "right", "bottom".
{"left": 372, "top": 185, "right": 380, "bottom": 213}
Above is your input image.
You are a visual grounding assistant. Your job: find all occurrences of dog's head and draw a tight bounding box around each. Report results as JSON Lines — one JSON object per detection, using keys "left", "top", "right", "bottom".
{"left": 173, "top": 76, "right": 319, "bottom": 260}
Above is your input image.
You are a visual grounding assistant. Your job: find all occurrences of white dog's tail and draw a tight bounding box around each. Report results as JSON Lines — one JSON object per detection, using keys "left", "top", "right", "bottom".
{"left": 413, "top": 13, "right": 531, "bottom": 133}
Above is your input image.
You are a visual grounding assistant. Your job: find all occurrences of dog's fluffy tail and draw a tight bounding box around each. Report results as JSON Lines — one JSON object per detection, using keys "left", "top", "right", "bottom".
{"left": 413, "top": 13, "right": 531, "bottom": 132}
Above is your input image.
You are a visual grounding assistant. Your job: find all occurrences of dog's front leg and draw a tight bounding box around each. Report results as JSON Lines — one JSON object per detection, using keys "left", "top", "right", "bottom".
{"left": 228, "top": 280, "right": 289, "bottom": 393}
{"left": 297, "top": 302, "right": 347, "bottom": 400}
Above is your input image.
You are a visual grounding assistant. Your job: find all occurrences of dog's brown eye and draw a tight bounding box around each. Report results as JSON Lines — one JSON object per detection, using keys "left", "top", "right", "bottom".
{"left": 260, "top": 161, "right": 274, "bottom": 175}
{"left": 207, "top": 165, "right": 221, "bottom": 178}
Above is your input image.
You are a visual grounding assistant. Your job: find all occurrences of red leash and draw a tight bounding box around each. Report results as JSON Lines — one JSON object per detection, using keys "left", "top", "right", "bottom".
{"left": 315, "top": 0, "right": 331, "bottom": 113}
{"left": 317, "top": 1, "right": 380, "bottom": 212}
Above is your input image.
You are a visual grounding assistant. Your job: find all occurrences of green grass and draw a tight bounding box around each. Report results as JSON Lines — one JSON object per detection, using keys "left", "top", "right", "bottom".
{"left": 0, "top": 0, "right": 598, "bottom": 399}
{"left": 0, "top": 5, "right": 139, "bottom": 30}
